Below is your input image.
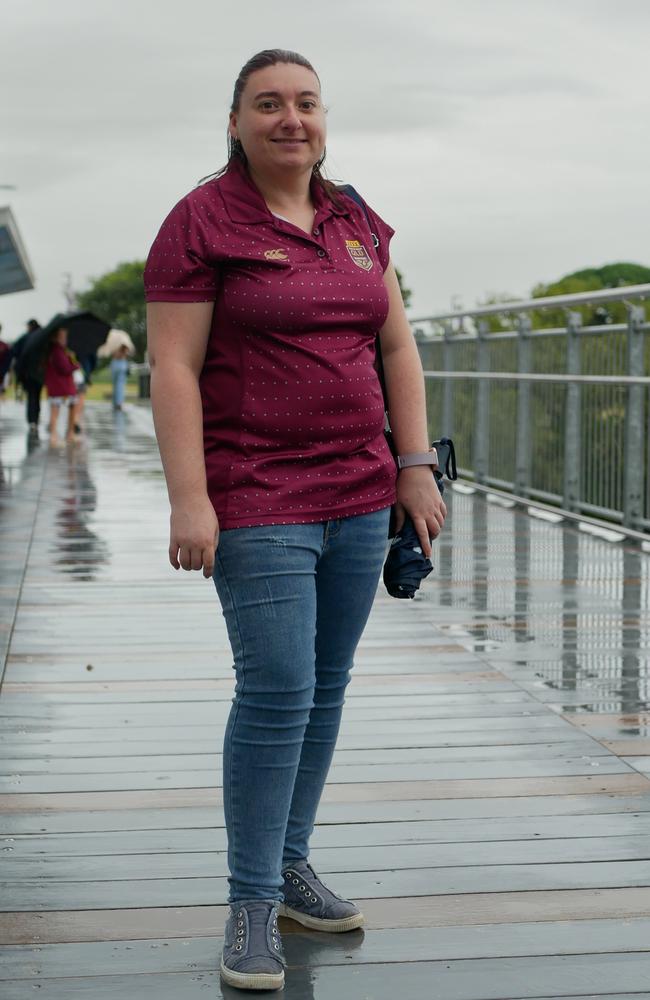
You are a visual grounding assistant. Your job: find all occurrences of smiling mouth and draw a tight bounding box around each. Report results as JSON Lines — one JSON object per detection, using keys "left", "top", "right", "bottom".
{"left": 271, "top": 139, "right": 307, "bottom": 144}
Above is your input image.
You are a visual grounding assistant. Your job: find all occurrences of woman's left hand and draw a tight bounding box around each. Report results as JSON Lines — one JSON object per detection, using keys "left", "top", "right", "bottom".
{"left": 394, "top": 466, "right": 447, "bottom": 558}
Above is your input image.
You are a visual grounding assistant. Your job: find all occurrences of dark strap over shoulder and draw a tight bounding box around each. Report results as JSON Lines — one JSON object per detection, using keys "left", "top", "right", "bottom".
{"left": 340, "top": 187, "right": 458, "bottom": 489}
{"left": 338, "top": 184, "right": 380, "bottom": 249}
{"left": 338, "top": 185, "right": 385, "bottom": 402}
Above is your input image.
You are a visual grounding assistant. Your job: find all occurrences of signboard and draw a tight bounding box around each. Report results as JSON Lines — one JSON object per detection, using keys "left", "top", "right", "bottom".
{"left": 0, "top": 206, "right": 35, "bottom": 295}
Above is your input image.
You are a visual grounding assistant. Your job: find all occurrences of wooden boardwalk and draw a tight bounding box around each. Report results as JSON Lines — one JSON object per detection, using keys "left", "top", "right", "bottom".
{"left": 1, "top": 398, "right": 650, "bottom": 998}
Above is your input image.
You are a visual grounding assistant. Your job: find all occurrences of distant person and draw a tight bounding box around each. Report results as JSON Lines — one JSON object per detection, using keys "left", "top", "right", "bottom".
{"left": 0, "top": 324, "right": 11, "bottom": 392}
{"left": 44, "top": 321, "right": 79, "bottom": 446}
{"left": 110, "top": 345, "right": 129, "bottom": 410}
{"left": 13, "top": 319, "right": 44, "bottom": 432}
{"left": 72, "top": 352, "right": 97, "bottom": 434}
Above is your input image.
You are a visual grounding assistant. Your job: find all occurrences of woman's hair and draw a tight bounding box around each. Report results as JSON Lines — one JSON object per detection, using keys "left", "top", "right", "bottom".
{"left": 200, "top": 48, "right": 342, "bottom": 204}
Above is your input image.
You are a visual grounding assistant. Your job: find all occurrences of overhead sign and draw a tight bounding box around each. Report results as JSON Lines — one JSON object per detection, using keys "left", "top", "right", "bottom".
{"left": 0, "top": 206, "right": 35, "bottom": 295}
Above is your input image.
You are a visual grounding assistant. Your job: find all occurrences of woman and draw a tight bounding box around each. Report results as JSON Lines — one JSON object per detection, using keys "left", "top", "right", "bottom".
{"left": 44, "top": 322, "right": 79, "bottom": 446}
{"left": 145, "top": 49, "right": 445, "bottom": 992}
{"left": 110, "top": 344, "right": 129, "bottom": 410}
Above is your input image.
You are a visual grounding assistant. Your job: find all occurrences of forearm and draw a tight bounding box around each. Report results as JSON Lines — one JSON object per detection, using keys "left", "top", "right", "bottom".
{"left": 150, "top": 362, "right": 208, "bottom": 505}
{"left": 381, "top": 336, "right": 430, "bottom": 454}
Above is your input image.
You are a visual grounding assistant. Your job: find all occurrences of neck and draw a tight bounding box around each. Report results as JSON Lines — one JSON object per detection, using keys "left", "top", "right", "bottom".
{"left": 248, "top": 165, "right": 314, "bottom": 214}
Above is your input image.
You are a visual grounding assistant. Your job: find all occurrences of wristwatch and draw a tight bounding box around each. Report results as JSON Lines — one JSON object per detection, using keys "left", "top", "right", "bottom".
{"left": 396, "top": 448, "right": 439, "bottom": 470}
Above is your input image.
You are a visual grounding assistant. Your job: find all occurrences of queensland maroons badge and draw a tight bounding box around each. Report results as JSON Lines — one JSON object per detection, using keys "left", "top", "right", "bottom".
{"left": 345, "top": 239, "right": 373, "bottom": 271}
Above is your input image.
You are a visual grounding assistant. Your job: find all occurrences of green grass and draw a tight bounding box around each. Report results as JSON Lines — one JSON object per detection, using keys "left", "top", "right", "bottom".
{"left": 85, "top": 368, "right": 140, "bottom": 402}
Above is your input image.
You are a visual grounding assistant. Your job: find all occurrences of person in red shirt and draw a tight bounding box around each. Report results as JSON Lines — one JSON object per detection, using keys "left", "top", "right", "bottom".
{"left": 43, "top": 321, "right": 79, "bottom": 446}
{"left": 145, "top": 48, "right": 446, "bottom": 992}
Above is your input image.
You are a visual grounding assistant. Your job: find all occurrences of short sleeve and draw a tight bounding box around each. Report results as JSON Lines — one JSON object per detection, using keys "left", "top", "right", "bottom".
{"left": 144, "top": 195, "right": 219, "bottom": 302}
{"left": 360, "top": 199, "right": 395, "bottom": 273}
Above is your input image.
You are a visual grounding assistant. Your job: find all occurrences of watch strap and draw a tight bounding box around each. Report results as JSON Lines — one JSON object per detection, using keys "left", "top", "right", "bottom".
{"left": 397, "top": 449, "right": 439, "bottom": 470}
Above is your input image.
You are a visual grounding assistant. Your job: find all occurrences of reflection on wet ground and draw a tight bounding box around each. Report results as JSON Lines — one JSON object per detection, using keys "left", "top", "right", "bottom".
{"left": 1, "top": 398, "right": 649, "bottom": 734}
{"left": 429, "top": 487, "right": 650, "bottom": 735}
{"left": 3, "top": 398, "right": 650, "bottom": 996}
{"left": 0, "top": 401, "right": 164, "bottom": 590}
{"left": 51, "top": 445, "right": 109, "bottom": 581}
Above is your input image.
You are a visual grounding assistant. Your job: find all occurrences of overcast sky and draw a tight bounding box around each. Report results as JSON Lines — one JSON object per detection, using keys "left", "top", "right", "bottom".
{"left": 2, "top": 0, "right": 649, "bottom": 339}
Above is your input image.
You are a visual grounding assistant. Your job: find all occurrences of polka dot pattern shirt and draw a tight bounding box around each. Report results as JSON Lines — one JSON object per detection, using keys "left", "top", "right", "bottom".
{"left": 144, "top": 160, "right": 397, "bottom": 529}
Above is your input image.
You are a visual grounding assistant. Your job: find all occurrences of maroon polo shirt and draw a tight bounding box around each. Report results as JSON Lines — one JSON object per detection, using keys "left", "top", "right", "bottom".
{"left": 144, "top": 160, "right": 397, "bottom": 529}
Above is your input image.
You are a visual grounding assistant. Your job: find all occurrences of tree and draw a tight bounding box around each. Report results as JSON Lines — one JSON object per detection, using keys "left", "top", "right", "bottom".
{"left": 531, "top": 262, "right": 650, "bottom": 328}
{"left": 474, "top": 292, "right": 522, "bottom": 333}
{"left": 77, "top": 261, "right": 147, "bottom": 359}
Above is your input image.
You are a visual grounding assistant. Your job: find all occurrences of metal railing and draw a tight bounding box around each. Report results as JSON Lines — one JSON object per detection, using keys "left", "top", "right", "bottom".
{"left": 412, "top": 284, "right": 650, "bottom": 536}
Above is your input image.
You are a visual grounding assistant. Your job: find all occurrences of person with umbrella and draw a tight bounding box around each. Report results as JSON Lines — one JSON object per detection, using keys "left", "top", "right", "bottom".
{"left": 97, "top": 329, "right": 135, "bottom": 411}
{"left": 42, "top": 316, "right": 80, "bottom": 446}
{"left": 108, "top": 344, "right": 130, "bottom": 410}
{"left": 22, "top": 311, "right": 111, "bottom": 369}
{"left": 12, "top": 319, "right": 44, "bottom": 433}
{"left": 17, "top": 311, "right": 110, "bottom": 439}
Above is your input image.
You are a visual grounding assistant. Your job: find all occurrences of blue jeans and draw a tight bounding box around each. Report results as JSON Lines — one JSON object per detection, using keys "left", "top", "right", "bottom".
{"left": 212, "top": 508, "right": 391, "bottom": 902}
{"left": 110, "top": 359, "right": 128, "bottom": 408}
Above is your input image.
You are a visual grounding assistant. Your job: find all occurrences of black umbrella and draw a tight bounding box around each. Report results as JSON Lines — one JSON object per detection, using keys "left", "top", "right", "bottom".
{"left": 383, "top": 514, "right": 434, "bottom": 599}
{"left": 383, "top": 439, "right": 457, "bottom": 599}
{"left": 36, "top": 311, "right": 110, "bottom": 356}
{"left": 57, "top": 311, "right": 111, "bottom": 357}
{"left": 17, "top": 312, "right": 111, "bottom": 381}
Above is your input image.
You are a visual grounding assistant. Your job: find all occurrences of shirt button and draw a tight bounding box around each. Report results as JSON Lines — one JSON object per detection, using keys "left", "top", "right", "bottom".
{"left": 313, "top": 227, "right": 320, "bottom": 236}
{"left": 317, "top": 249, "right": 326, "bottom": 258}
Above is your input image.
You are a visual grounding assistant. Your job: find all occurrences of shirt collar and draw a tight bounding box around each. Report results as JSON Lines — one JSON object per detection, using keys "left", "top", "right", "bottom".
{"left": 219, "top": 158, "right": 350, "bottom": 225}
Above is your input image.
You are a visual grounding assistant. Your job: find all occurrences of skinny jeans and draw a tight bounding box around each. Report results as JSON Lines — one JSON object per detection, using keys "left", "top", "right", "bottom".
{"left": 212, "top": 508, "right": 390, "bottom": 902}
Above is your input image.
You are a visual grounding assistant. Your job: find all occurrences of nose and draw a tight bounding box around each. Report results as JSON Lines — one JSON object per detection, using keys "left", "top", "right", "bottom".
{"left": 281, "top": 107, "right": 303, "bottom": 131}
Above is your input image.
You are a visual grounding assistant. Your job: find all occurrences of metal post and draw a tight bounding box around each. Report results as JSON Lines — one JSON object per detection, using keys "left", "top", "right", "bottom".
{"left": 442, "top": 322, "right": 454, "bottom": 436}
{"left": 621, "top": 547, "right": 642, "bottom": 712}
{"left": 474, "top": 319, "right": 490, "bottom": 484}
{"left": 515, "top": 313, "right": 532, "bottom": 495}
{"left": 563, "top": 310, "right": 582, "bottom": 512}
{"left": 623, "top": 305, "right": 645, "bottom": 529}
{"left": 561, "top": 526, "right": 579, "bottom": 690}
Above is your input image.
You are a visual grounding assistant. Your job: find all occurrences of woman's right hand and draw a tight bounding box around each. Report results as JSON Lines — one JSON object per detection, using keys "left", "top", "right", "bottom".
{"left": 169, "top": 497, "right": 219, "bottom": 579}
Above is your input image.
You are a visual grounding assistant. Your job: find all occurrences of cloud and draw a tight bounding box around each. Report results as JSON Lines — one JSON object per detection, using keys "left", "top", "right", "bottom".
{"left": 2, "top": 0, "right": 649, "bottom": 333}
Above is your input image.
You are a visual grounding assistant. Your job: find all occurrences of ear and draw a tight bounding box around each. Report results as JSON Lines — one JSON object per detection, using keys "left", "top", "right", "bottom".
{"left": 228, "top": 111, "right": 238, "bottom": 139}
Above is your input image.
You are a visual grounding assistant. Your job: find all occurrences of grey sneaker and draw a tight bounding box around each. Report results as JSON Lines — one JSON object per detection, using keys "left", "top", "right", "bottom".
{"left": 220, "top": 899, "right": 285, "bottom": 991}
{"left": 279, "top": 859, "right": 365, "bottom": 932}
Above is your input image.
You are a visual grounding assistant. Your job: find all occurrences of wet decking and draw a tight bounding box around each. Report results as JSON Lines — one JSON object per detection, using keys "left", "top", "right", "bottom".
{"left": 1, "top": 397, "right": 650, "bottom": 999}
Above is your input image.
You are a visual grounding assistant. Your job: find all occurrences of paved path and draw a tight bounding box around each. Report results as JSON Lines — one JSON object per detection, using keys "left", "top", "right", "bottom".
{"left": 1, "top": 398, "right": 650, "bottom": 998}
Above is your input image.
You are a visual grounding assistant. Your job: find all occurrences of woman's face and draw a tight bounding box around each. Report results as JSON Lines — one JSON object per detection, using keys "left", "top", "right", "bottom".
{"left": 229, "top": 62, "right": 326, "bottom": 179}
{"left": 55, "top": 327, "right": 68, "bottom": 346}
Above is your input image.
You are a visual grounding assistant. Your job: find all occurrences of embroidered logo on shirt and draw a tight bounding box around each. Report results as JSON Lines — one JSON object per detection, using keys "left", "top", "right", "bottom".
{"left": 345, "top": 240, "right": 373, "bottom": 271}
{"left": 264, "top": 249, "right": 289, "bottom": 261}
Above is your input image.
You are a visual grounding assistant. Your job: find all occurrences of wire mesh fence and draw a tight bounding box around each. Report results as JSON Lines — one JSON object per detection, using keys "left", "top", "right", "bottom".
{"left": 413, "top": 287, "right": 650, "bottom": 534}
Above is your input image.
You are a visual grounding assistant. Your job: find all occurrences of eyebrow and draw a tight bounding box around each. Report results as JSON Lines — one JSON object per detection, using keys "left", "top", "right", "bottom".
{"left": 253, "top": 90, "right": 320, "bottom": 100}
